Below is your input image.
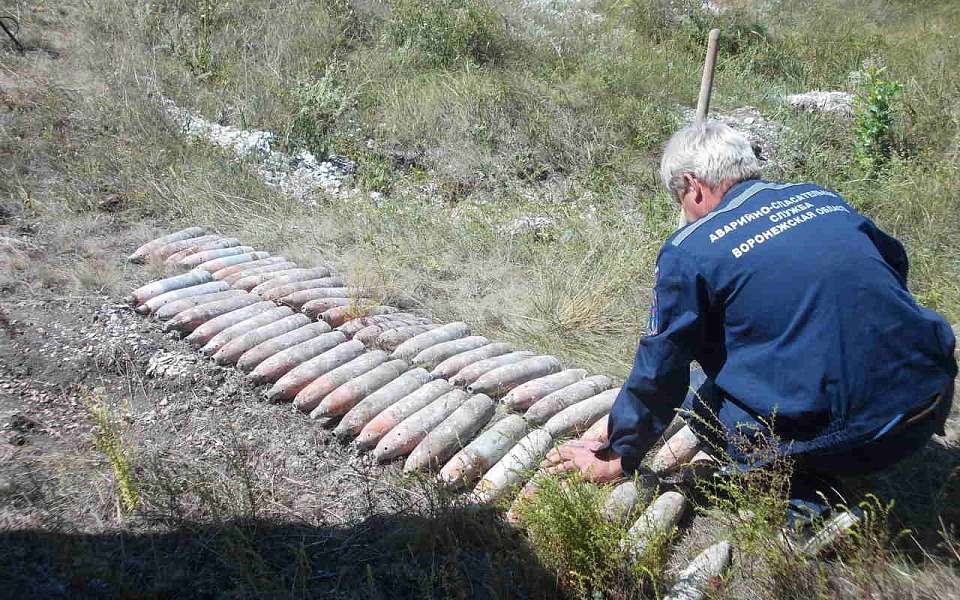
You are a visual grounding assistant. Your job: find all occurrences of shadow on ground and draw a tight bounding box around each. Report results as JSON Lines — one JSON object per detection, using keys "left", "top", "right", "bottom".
{"left": 850, "top": 435, "right": 960, "bottom": 554}
{"left": 0, "top": 508, "right": 560, "bottom": 599}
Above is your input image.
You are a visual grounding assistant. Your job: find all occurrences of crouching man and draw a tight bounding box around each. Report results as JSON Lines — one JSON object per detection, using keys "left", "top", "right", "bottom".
{"left": 543, "top": 121, "right": 956, "bottom": 518}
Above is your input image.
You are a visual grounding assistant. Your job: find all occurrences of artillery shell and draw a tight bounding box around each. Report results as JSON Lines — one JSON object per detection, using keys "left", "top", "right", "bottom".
{"left": 339, "top": 314, "right": 425, "bottom": 337}
{"left": 352, "top": 324, "right": 387, "bottom": 346}
{"left": 472, "top": 428, "right": 553, "bottom": 505}
{"left": 165, "top": 237, "right": 241, "bottom": 265}
{"left": 213, "top": 314, "right": 311, "bottom": 365}
{"left": 154, "top": 290, "right": 247, "bottom": 321}
{"left": 264, "top": 338, "right": 364, "bottom": 400}
{"left": 503, "top": 369, "right": 588, "bottom": 411}
{"left": 212, "top": 256, "right": 288, "bottom": 280}
{"left": 390, "top": 322, "right": 471, "bottom": 362}
{"left": 249, "top": 332, "right": 348, "bottom": 386}
{"left": 334, "top": 368, "right": 434, "bottom": 440}
{"left": 150, "top": 234, "right": 221, "bottom": 261}
{"left": 222, "top": 261, "right": 298, "bottom": 285}
{"left": 437, "top": 414, "right": 528, "bottom": 489}
{"left": 663, "top": 541, "right": 732, "bottom": 600}
{"left": 449, "top": 351, "right": 536, "bottom": 388}
{"left": 524, "top": 375, "right": 616, "bottom": 425}
{"left": 404, "top": 394, "right": 495, "bottom": 473}
{"left": 376, "top": 325, "right": 439, "bottom": 351}
{"left": 543, "top": 388, "right": 617, "bottom": 437}
{"left": 322, "top": 305, "right": 397, "bottom": 328}
{"left": 412, "top": 336, "right": 490, "bottom": 369}
{"left": 138, "top": 280, "right": 229, "bottom": 315}
{"left": 624, "top": 491, "right": 687, "bottom": 560}
{"left": 128, "top": 227, "right": 207, "bottom": 263}
{"left": 248, "top": 268, "right": 335, "bottom": 295}
{"left": 177, "top": 246, "right": 256, "bottom": 269}
{"left": 372, "top": 389, "right": 469, "bottom": 463}
{"left": 580, "top": 414, "right": 609, "bottom": 443}
{"left": 127, "top": 269, "right": 214, "bottom": 306}
{"left": 164, "top": 295, "right": 264, "bottom": 333}
{"left": 228, "top": 265, "right": 306, "bottom": 290}
{"left": 309, "top": 359, "right": 409, "bottom": 419}
{"left": 294, "top": 350, "right": 391, "bottom": 413}
{"left": 648, "top": 425, "right": 701, "bottom": 474}
{"left": 301, "top": 297, "right": 352, "bottom": 318}
{"left": 199, "top": 305, "right": 295, "bottom": 355}
{"left": 261, "top": 279, "right": 349, "bottom": 301}
{"left": 196, "top": 251, "right": 271, "bottom": 273}
{"left": 182, "top": 300, "right": 278, "bottom": 345}
{"left": 235, "top": 322, "right": 332, "bottom": 372}
{"left": 431, "top": 342, "right": 512, "bottom": 380}
{"left": 354, "top": 380, "right": 454, "bottom": 451}
{"left": 603, "top": 480, "right": 647, "bottom": 524}
{"left": 467, "top": 356, "right": 563, "bottom": 397}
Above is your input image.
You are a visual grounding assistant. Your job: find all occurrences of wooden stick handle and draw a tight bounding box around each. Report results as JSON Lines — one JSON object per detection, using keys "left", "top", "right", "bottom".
{"left": 695, "top": 28, "right": 721, "bottom": 122}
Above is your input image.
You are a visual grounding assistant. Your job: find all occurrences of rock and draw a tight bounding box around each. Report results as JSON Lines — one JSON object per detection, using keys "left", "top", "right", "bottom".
{"left": 785, "top": 91, "right": 854, "bottom": 117}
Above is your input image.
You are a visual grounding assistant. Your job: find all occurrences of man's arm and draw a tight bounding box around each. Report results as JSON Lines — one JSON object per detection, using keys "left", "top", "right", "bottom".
{"left": 860, "top": 217, "right": 909, "bottom": 285}
{"left": 608, "top": 244, "right": 709, "bottom": 473}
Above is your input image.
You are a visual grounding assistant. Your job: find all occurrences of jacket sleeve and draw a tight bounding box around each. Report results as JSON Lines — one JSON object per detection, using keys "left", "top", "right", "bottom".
{"left": 607, "top": 244, "right": 709, "bottom": 471}
{"left": 860, "top": 217, "right": 909, "bottom": 285}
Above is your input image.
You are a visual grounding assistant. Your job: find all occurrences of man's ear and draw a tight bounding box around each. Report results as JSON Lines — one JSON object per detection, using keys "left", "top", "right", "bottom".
{"left": 683, "top": 173, "right": 703, "bottom": 204}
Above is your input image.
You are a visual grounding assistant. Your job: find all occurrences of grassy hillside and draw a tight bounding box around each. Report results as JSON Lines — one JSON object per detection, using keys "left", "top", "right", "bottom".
{"left": 1, "top": 0, "right": 958, "bottom": 598}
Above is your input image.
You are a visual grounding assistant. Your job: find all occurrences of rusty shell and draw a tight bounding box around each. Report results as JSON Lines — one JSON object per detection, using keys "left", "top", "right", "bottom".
{"left": 354, "top": 380, "right": 454, "bottom": 451}
{"left": 138, "top": 280, "right": 230, "bottom": 315}
{"left": 431, "top": 342, "right": 513, "bottom": 380}
{"left": 128, "top": 227, "right": 207, "bottom": 263}
{"left": 543, "top": 388, "right": 618, "bottom": 437}
{"left": 265, "top": 339, "right": 365, "bottom": 401}
{"left": 127, "top": 269, "right": 214, "bottom": 306}
{"left": 375, "top": 325, "right": 440, "bottom": 352}
{"left": 177, "top": 245, "right": 256, "bottom": 269}
{"left": 648, "top": 425, "right": 702, "bottom": 474}
{"left": 412, "top": 336, "right": 490, "bottom": 369}
{"left": 449, "top": 351, "right": 536, "bottom": 388}
{"left": 153, "top": 290, "right": 247, "bottom": 321}
{"left": 196, "top": 251, "right": 271, "bottom": 273}
{"left": 523, "top": 375, "right": 616, "bottom": 425}
{"left": 502, "top": 369, "right": 588, "bottom": 411}
{"left": 200, "top": 306, "right": 296, "bottom": 356}
{"left": 261, "top": 278, "right": 349, "bottom": 301}
{"left": 371, "top": 389, "right": 469, "bottom": 463}
{"left": 150, "top": 234, "right": 221, "bottom": 261}
{"left": 165, "top": 237, "right": 240, "bottom": 265}
{"left": 248, "top": 331, "right": 348, "bottom": 386}
{"left": 322, "top": 305, "right": 397, "bottom": 328}
{"left": 248, "top": 268, "right": 335, "bottom": 295}
{"left": 334, "top": 368, "right": 434, "bottom": 440}
{"left": 293, "top": 350, "right": 391, "bottom": 413}
{"left": 472, "top": 429, "right": 553, "bottom": 505}
{"left": 467, "top": 355, "right": 563, "bottom": 397}
{"left": 390, "top": 322, "right": 471, "bottom": 362}
{"left": 309, "top": 358, "right": 410, "bottom": 419}
{"left": 181, "top": 300, "right": 279, "bottom": 344}
{"left": 213, "top": 314, "right": 312, "bottom": 365}
{"left": 212, "top": 256, "right": 288, "bottom": 281}
{"left": 235, "top": 322, "right": 332, "bottom": 373}
{"left": 301, "top": 297, "right": 352, "bottom": 318}
{"left": 404, "top": 394, "right": 496, "bottom": 473}
{"left": 437, "top": 414, "right": 528, "bottom": 489}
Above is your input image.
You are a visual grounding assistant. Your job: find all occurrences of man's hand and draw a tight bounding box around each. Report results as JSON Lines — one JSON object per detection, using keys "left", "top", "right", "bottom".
{"left": 539, "top": 440, "right": 624, "bottom": 483}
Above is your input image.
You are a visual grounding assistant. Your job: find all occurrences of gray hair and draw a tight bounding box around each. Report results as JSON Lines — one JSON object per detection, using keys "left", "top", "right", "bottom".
{"left": 660, "top": 121, "right": 761, "bottom": 199}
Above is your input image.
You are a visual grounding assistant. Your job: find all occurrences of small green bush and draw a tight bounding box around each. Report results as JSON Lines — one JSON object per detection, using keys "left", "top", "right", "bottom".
{"left": 853, "top": 65, "right": 903, "bottom": 174}
{"left": 282, "top": 66, "right": 354, "bottom": 158}
{"left": 386, "top": 0, "right": 510, "bottom": 67}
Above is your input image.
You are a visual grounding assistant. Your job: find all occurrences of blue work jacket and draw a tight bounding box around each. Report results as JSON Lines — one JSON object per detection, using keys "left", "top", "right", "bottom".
{"left": 608, "top": 179, "right": 957, "bottom": 468}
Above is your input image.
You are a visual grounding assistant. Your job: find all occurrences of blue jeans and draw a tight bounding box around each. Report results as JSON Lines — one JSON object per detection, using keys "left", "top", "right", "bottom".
{"left": 681, "top": 367, "right": 953, "bottom": 510}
